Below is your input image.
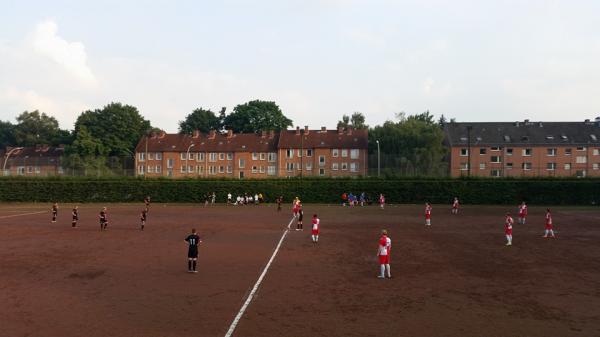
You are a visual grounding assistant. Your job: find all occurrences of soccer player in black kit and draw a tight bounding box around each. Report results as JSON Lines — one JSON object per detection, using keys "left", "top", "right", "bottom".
{"left": 185, "top": 228, "right": 202, "bottom": 273}
{"left": 140, "top": 209, "right": 147, "bottom": 231}
{"left": 144, "top": 196, "right": 151, "bottom": 210}
{"left": 51, "top": 203, "right": 58, "bottom": 223}
{"left": 71, "top": 206, "right": 79, "bottom": 228}
{"left": 99, "top": 207, "right": 108, "bottom": 231}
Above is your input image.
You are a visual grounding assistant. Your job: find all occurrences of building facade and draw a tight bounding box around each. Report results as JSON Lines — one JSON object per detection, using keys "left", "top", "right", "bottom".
{"left": 134, "top": 127, "right": 368, "bottom": 178}
{"left": 444, "top": 119, "right": 600, "bottom": 177}
{"left": 1, "top": 145, "right": 65, "bottom": 176}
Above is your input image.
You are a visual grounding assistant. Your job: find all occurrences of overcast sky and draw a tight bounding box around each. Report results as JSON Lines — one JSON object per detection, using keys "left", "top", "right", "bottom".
{"left": 1, "top": 0, "right": 600, "bottom": 132}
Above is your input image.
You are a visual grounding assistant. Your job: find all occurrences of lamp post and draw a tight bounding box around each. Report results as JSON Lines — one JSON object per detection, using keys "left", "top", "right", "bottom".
{"left": 376, "top": 140, "right": 380, "bottom": 177}
{"left": 3, "top": 147, "right": 23, "bottom": 176}
{"left": 185, "top": 143, "right": 195, "bottom": 177}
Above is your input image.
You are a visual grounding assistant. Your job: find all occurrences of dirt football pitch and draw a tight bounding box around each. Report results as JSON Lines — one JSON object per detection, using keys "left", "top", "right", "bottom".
{"left": 1, "top": 203, "right": 599, "bottom": 337}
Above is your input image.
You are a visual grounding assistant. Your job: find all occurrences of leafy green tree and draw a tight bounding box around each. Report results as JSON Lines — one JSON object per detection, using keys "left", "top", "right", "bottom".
{"left": 337, "top": 115, "right": 350, "bottom": 128}
{"left": 178, "top": 108, "right": 221, "bottom": 134}
{"left": 223, "top": 100, "right": 292, "bottom": 133}
{"left": 0, "top": 120, "right": 16, "bottom": 147}
{"left": 337, "top": 112, "right": 368, "bottom": 129}
{"left": 74, "top": 102, "right": 152, "bottom": 156}
{"left": 13, "top": 110, "right": 68, "bottom": 146}
{"left": 62, "top": 126, "right": 111, "bottom": 175}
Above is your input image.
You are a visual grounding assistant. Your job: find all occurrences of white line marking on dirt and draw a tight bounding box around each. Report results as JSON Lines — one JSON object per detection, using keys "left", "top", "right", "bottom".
{"left": 224, "top": 216, "right": 295, "bottom": 337}
{"left": 0, "top": 211, "right": 46, "bottom": 219}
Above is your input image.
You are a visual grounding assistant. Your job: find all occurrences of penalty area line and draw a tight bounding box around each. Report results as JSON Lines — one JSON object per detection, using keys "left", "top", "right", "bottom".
{"left": 0, "top": 211, "right": 47, "bottom": 219}
{"left": 224, "top": 216, "right": 295, "bottom": 337}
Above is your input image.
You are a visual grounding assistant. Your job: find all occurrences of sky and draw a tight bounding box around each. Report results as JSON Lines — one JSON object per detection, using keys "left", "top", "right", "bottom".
{"left": 1, "top": 0, "right": 600, "bottom": 132}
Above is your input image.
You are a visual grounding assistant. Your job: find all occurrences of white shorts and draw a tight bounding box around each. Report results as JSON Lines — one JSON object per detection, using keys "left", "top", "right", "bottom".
{"left": 425, "top": 219, "right": 431, "bottom": 225}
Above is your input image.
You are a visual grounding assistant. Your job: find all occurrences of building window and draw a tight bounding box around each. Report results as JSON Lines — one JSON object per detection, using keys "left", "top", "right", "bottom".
{"left": 188, "top": 152, "right": 195, "bottom": 160}
{"left": 306, "top": 149, "right": 313, "bottom": 157}
{"left": 167, "top": 158, "right": 174, "bottom": 168}
{"left": 341, "top": 162, "right": 348, "bottom": 170}
{"left": 479, "top": 163, "right": 486, "bottom": 170}
{"left": 564, "top": 163, "right": 571, "bottom": 170}
{"left": 286, "top": 149, "right": 294, "bottom": 158}
{"left": 547, "top": 163, "right": 556, "bottom": 170}
{"left": 332, "top": 149, "right": 339, "bottom": 157}
{"left": 297, "top": 163, "right": 302, "bottom": 170}
{"left": 147, "top": 166, "right": 154, "bottom": 173}
{"left": 239, "top": 158, "right": 245, "bottom": 168}
{"left": 138, "top": 165, "right": 145, "bottom": 174}
{"left": 350, "top": 163, "right": 358, "bottom": 172}
{"left": 208, "top": 166, "right": 216, "bottom": 175}
{"left": 226, "top": 153, "right": 233, "bottom": 160}
{"left": 180, "top": 153, "right": 186, "bottom": 160}
{"left": 139, "top": 153, "right": 145, "bottom": 161}
{"left": 593, "top": 149, "right": 600, "bottom": 156}
{"left": 319, "top": 168, "right": 325, "bottom": 176}
{"left": 460, "top": 163, "right": 468, "bottom": 171}
{"left": 350, "top": 149, "right": 359, "bottom": 159}
{"left": 267, "top": 166, "right": 276, "bottom": 175}
{"left": 522, "top": 162, "right": 532, "bottom": 170}
{"left": 547, "top": 148, "right": 557, "bottom": 156}
{"left": 522, "top": 148, "right": 532, "bottom": 156}
{"left": 287, "top": 163, "right": 294, "bottom": 172}
{"left": 251, "top": 166, "right": 258, "bottom": 173}
{"left": 260, "top": 153, "right": 266, "bottom": 160}
{"left": 148, "top": 153, "right": 154, "bottom": 160}
{"left": 490, "top": 146, "right": 501, "bottom": 151}
{"left": 219, "top": 153, "right": 225, "bottom": 160}
{"left": 332, "top": 163, "right": 339, "bottom": 170}
{"left": 506, "top": 163, "right": 513, "bottom": 169}
{"left": 197, "top": 153, "right": 205, "bottom": 161}
{"left": 180, "top": 166, "right": 185, "bottom": 173}
{"left": 576, "top": 156, "right": 587, "bottom": 164}
{"left": 576, "top": 170, "right": 586, "bottom": 177}
{"left": 491, "top": 156, "right": 502, "bottom": 163}
{"left": 565, "top": 148, "right": 572, "bottom": 156}
{"left": 460, "top": 148, "right": 468, "bottom": 156}
{"left": 217, "top": 166, "right": 223, "bottom": 173}
{"left": 297, "top": 149, "right": 302, "bottom": 158}
{"left": 227, "top": 165, "right": 232, "bottom": 173}
{"left": 341, "top": 149, "right": 348, "bottom": 157}
{"left": 259, "top": 166, "right": 265, "bottom": 173}
{"left": 319, "top": 156, "right": 325, "bottom": 166}
{"left": 306, "top": 162, "right": 312, "bottom": 170}
{"left": 479, "top": 148, "right": 486, "bottom": 155}
{"left": 593, "top": 163, "right": 599, "bottom": 170}
{"left": 156, "top": 153, "right": 163, "bottom": 160}
{"left": 506, "top": 148, "right": 513, "bottom": 156}
{"left": 252, "top": 153, "right": 258, "bottom": 160}
{"left": 27, "top": 166, "right": 33, "bottom": 173}
{"left": 576, "top": 146, "right": 586, "bottom": 151}
{"left": 156, "top": 165, "right": 161, "bottom": 173}
{"left": 268, "top": 152, "right": 277, "bottom": 162}
{"left": 209, "top": 153, "right": 217, "bottom": 162}
{"left": 490, "top": 169, "right": 501, "bottom": 177}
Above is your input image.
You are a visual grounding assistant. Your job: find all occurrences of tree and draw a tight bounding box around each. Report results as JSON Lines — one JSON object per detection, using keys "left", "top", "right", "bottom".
{"left": 350, "top": 112, "right": 368, "bottom": 129}
{"left": 337, "top": 115, "right": 350, "bottom": 128}
{"left": 223, "top": 100, "right": 293, "bottom": 133}
{"left": 13, "top": 110, "right": 68, "bottom": 146}
{"left": 178, "top": 108, "right": 221, "bottom": 134}
{"left": 0, "top": 120, "right": 16, "bottom": 147}
{"left": 73, "top": 102, "right": 152, "bottom": 156}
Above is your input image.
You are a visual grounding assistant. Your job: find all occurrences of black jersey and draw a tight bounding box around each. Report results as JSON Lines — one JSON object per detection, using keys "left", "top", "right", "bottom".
{"left": 144, "top": 197, "right": 150, "bottom": 206}
{"left": 298, "top": 211, "right": 303, "bottom": 221}
{"left": 141, "top": 211, "right": 147, "bottom": 221}
{"left": 72, "top": 209, "right": 78, "bottom": 220}
{"left": 99, "top": 211, "right": 107, "bottom": 223}
{"left": 52, "top": 206, "right": 58, "bottom": 214}
{"left": 185, "top": 234, "right": 200, "bottom": 247}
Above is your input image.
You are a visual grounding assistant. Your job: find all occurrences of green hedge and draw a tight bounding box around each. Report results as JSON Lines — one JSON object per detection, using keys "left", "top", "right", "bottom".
{"left": 0, "top": 177, "right": 598, "bottom": 205}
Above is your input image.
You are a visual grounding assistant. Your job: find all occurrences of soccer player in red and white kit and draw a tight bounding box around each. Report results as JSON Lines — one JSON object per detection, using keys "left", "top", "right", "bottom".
{"left": 452, "top": 197, "right": 459, "bottom": 215}
{"left": 543, "top": 208, "right": 556, "bottom": 238}
{"left": 311, "top": 214, "right": 320, "bottom": 243}
{"left": 425, "top": 203, "right": 432, "bottom": 226}
{"left": 377, "top": 230, "right": 392, "bottom": 279}
{"left": 505, "top": 213, "right": 514, "bottom": 246}
{"left": 379, "top": 194, "right": 385, "bottom": 209}
{"left": 518, "top": 202, "right": 528, "bottom": 225}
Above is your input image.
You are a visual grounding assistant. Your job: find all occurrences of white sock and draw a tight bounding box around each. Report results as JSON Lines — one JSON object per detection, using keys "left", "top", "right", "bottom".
{"left": 385, "top": 264, "right": 391, "bottom": 277}
{"left": 380, "top": 265, "right": 385, "bottom": 277}
{"left": 311, "top": 235, "right": 315, "bottom": 242}
{"left": 315, "top": 235, "right": 319, "bottom": 242}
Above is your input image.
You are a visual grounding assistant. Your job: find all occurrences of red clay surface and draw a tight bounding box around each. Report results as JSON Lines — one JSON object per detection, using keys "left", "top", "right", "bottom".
{"left": 1, "top": 203, "right": 599, "bottom": 337}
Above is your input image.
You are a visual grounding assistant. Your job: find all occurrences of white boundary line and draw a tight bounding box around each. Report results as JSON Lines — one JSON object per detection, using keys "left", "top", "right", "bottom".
{"left": 0, "top": 211, "right": 46, "bottom": 219}
{"left": 224, "top": 216, "right": 295, "bottom": 337}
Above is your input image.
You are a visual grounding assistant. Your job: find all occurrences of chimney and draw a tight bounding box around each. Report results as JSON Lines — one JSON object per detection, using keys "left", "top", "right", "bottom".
{"left": 159, "top": 130, "right": 166, "bottom": 138}
{"left": 261, "top": 130, "right": 267, "bottom": 138}
{"left": 208, "top": 130, "right": 216, "bottom": 139}
{"left": 269, "top": 130, "right": 275, "bottom": 139}
{"left": 304, "top": 126, "right": 309, "bottom": 135}
{"left": 296, "top": 126, "right": 300, "bottom": 135}
{"left": 192, "top": 130, "right": 201, "bottom": 138}
{"left": 515, "top": 121, "right": 520, "bottom": 127}
{"left": 227, "top": 129, "right": 233, "bottom": 138}
{"left": 595, "top": 116, "right": 600, "bottom": 126}
{"left": 337, "top": 126, "right": 343, "bottom": 134}
{"left": 524, "top": 119, "right": 530, "bottom": 124}
{"left": 346, "top": 126, "right": 353, "bottom": 135}
{"left": 321, "top": 126, "right": 327, "bottom": 133}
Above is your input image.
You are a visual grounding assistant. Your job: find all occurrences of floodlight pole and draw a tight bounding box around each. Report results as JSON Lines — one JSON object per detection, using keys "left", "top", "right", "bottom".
{"left": 186, "top": 143, "right": 195, "bottom": 177}
{"left": 3, "top": 147, "right": 23, "bottom": 175}
{"left": 376, "top": 140, "right": 380, "bottom": 177}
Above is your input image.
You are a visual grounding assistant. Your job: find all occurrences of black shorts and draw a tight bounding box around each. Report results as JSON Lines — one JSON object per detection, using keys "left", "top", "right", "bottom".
{"left": 188, "top": 247, "right": 198, "bottom": 258}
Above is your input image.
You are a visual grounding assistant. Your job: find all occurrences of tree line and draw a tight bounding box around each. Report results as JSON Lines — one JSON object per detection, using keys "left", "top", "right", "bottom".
{"left": 0, "top": 100, "right": 452, "bottom": 176}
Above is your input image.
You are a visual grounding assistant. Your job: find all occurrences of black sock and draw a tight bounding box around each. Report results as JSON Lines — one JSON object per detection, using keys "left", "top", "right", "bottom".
{"left": 192, "top": 261, "right": 197, "bottom": 271}
{"left": 188, "top": 260, "right": 192, "bottom": 270}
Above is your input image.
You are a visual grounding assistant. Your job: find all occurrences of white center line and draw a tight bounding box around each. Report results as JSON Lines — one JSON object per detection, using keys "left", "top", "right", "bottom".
{"left": 0, "top": 211, "right": 47, "bottom": 219}
{"left": 224, "top": 216, "right": 295, "bottom": 337}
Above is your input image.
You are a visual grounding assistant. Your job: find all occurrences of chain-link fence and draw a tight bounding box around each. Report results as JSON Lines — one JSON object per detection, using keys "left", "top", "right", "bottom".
{"left": 2, "top": 156, "right": 136, "bottom": 177}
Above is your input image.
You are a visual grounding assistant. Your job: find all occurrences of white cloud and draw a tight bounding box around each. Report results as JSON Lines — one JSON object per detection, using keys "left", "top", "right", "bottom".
{"left": 30, "top": 20, "right": 96, "bottom": 85}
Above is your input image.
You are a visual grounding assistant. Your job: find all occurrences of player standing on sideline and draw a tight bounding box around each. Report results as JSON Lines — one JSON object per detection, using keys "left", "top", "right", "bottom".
{"left": 543, "top": 208, "right": 556, "bottom": 238}
{"left": 452, "top": 197, "right": 460, "bottom": 215}
{"left": 425, "top": 203, "right": 432, "bottom": 226}
{"left": 518, "top": 202, "right": 528, "bottom": 225}
{"left": 505, "top": 213, "right": 514, "bottom": 246}
{"left": 377, "top": 230, "right": 392, "bottom": 279}
{"left": 144, "top": 196, "right": 151, "bottom": 211}
{"left": 277, "top": 196, "right": 283, "bottom": 212}
{"left": 311, "top": 214, "right": 320, "bottom": 243}
{"left": 140, "top": 209, "right": 148, "bottom": 231}
{"left": 296, "top": 206, "right": 304, "bottom": 231}
{"left": 379, "top": 194, "right": 385, "bottom": 209}
{"left": 184, "top": 228, "right": 202, "bottom": 273}
{"left": 99, "top": 207, "right": 108, "bottom": 231}
{"left": 71, "top": 206, "right": 79, "bottom": 228}
{"left": 211, "top": 192, "right": 216, "bottom": 206}
{"left": 51, "top": 203, "right": 58, "bottom": 223}
{"left": 227, "top": 193, "right": 232, "bottom": 205}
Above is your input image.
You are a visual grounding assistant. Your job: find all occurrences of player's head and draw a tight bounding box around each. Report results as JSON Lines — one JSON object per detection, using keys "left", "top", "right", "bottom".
{"left": 506, "top": 212, "right": 510, "bottom": 216}
{"left": 313, "top": 214, "right": 317, "bottom": 218}
{"left": 382, "top": 229, "right": 388, "bottom": 235}
{"left": 103, "top": 207, "right": 107, "bottom": 211}
{"left": 191, "top": 228, "right": 196, "bottom": 233}
{"left": 546, "top": 208, "right": 550, "bottom": 212}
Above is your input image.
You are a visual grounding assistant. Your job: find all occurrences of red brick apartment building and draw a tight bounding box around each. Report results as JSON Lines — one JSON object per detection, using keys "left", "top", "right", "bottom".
{"left": 444, "top": 118, "right": 600, "bottom": 177}
{"left": 134, "top": 127, "right": 368, "bottom": 178}
{"left": 1, "top": 145, "right": 65, "bottom": 176}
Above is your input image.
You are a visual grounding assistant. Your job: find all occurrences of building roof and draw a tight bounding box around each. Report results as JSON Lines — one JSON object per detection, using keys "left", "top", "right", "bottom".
{"left": 444, "top": 120, "right": 600, "bottom": 147}
{"left": 135, "top": 131, "right": 279, "bottom": 153}
{"left": 277, "top": 127, "right": 368, "bottom": 149}
{"left": 1, "top": 145, "right": 64, "bottom": 159}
